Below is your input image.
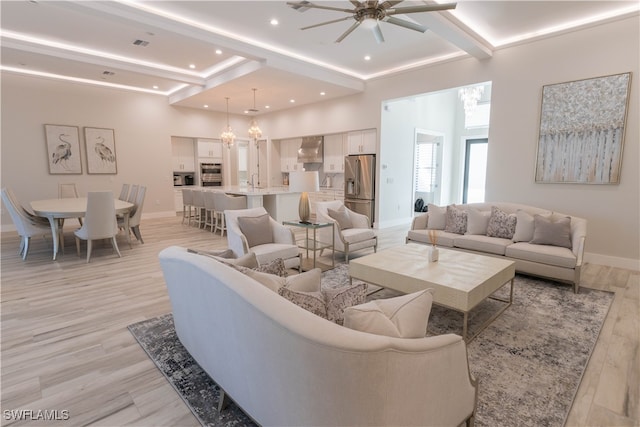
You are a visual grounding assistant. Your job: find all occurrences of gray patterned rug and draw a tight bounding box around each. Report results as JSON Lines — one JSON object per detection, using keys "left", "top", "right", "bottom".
{"left": 128, "top": 265, "right": 613, "bottom": 427}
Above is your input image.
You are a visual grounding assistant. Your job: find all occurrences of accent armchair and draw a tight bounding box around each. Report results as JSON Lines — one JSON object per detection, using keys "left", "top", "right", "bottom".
{"left": 315, "top": 200, "right": 377, "bottom": 262}
{"left": 225, "top": 207, "right": 301, "bottom": 271}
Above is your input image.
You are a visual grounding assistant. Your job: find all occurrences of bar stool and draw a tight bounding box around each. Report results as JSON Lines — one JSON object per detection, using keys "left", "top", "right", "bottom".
{"left": 181, "top": 188, "right": 194, "bottom": 225}
{"left": 191, "top": 189, "right": 206, "bottom": 228}
{"left": 203, "top": 191, "right": 217, "bottom": 232}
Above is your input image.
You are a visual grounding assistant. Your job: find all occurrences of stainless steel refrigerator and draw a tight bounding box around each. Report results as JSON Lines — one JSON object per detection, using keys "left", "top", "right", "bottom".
{"left": 344, "top": 154, "right": 375, "bottom": 226}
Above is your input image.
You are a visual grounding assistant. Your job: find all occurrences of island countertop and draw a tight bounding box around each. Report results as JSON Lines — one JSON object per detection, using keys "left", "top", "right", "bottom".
{"left": 191, "top": 185, "right": 299, "bottom": 195}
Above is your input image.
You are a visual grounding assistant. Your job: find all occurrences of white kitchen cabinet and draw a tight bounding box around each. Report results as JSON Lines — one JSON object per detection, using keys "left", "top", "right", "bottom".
{"left": 172, "top": 139, "right": 196, "bottom": 171}
{"left": 197, "top": 139, "right": 222, "bottom": 159}
{"left": 323, "top": 133, "right": 346, "bottom": 173}
{"left": 347, "top": 129, "right": 377, "bottom": 154}
{"left": 279, "top": 138, "right": 303, "bottom": 172}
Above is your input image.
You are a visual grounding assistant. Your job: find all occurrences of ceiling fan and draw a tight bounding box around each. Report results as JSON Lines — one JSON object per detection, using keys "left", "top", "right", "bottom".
{"left": 287, "top": 0, "right": 457, "bottom": 44}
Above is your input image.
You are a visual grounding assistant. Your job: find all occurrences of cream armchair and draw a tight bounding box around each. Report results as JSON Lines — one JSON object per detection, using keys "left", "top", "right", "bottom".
{"left": 316, "top": 200, "right": 377, "bottom": 262}
{"left": 225, "top": 207, "right": 301, "bottom": 271}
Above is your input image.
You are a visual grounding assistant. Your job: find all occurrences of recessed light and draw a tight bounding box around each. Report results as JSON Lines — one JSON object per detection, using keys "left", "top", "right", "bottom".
{"left": 320, "top": 92, "right": 326, "bottom": 96}
{"left": 204, "top": 104, "right": 209, "bottom": 108}
{"left": 270, "top": 18, "right": 279, "bottom": 26}
{"left": 153, "top": 85, "right": 159, "bottom": 89}
{"left": 265, "top": 105, "right": 270, "bottom": 109}
{"left": 290, "top": 99, "right": 295, "bottom": 103}
{"left": 364, "top": 55, "right": 371, "bottom": 61}
{"left": 244, "top": 109, "right": 249, "bottom": 114}
{"left": 189, "top": 64, "right": 196, "bottom": 69}
{"left": 215, "top": 49, "right": 222, "bottom": 55}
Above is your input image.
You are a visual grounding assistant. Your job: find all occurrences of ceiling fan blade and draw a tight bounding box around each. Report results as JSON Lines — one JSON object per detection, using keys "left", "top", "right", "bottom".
{"left": 382, "top": 16, "right": 427, "bottom": 33}
{"left": 379, "top": 1, "right": 404, "bottom": 8}
{"left": 301, "top": 16, "right": 354, "bottom": 30}
{"left": 287, "top": 1, "right": 354, "bottom": 13}
{"left": 335, "top": 21, "right": 361, "bottom": 43}
{"left": 387, "top": 3, "right": 457, "bottom": 15}
{"left": 372, "top": 22, "right": 385, "bottom": 43}
{"left": 348, "top": 0, "right": 362, "bottom": 7}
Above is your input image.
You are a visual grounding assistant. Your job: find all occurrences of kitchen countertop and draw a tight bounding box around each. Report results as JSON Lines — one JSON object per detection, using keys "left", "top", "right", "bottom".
{"left": 190, "top": 185, "right": 299, "bottom": 195}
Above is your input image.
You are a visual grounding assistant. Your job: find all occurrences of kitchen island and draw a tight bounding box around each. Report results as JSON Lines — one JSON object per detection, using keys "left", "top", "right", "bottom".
{"left": 194, "top": 186, "right": 301, "bottom": 222}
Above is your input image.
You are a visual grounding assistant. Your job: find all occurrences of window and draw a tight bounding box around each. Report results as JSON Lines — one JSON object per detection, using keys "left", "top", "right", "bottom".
{"left": 415, "top": 140, "right": 438, "bottom": 193}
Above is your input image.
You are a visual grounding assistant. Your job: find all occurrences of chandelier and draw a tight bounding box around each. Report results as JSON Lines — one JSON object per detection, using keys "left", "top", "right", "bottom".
{"left": 458, "top": 85, "right": 484, "bottom": 120}
{"left": 247, "top": 88, "right": 262, "bottom": 141}
{"left": 221, "top": 97, "right": 235, "bottom": 149}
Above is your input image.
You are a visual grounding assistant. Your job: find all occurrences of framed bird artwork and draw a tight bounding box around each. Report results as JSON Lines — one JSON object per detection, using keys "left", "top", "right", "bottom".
{"left": 84, "top": 127, "right": 117, "bottom": 174}
{"left": 45, "top": 124, "right": 82, "bottom": 174}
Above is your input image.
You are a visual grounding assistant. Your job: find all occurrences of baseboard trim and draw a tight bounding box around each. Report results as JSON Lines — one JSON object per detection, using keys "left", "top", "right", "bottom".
{"left": 584, "top": 252, "right": 640, "bottom": 271}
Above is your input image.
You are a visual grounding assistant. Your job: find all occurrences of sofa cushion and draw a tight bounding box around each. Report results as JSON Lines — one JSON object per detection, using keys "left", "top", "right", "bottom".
{"left": 324, "top": 283, "right": 368, "bottom": 325}
{"left": 328, "top": 206, "right": 353, "bottom": 230}
{"left": 406, "top": 229, "right": 456, "bottom": 247}
{"left": 505, "top": 242, "right": 577, "bottom": 268}
{"left": 426, "top": 204, "right": 446, "bottom": 230}
{"left": 445, "top": 205, "right": 467, "bottom": 235}
{"left": 278, "top": 287, "right": 327, "bottom": 319}
{"left": 278, "top": 277, "right": 366, "bottom": 324}
{"left": 241, "top": 266, "right": 320, "bottom": 293}
{"left": 251, "top": 243, "right": 299, "bottom": 265}
{"left": 343, "top": 289, "right": 434, "bottom": 338}
{"left": 465, "top": 209, "right": 491, "bottom": 235}
{"left": 486, "top": 206, "right": 517, "bottom": 239}
{"left": 453, "top": 235, "right": 513, "bottom": 256}
{"left": 512, "top": 210, "right": 552, "bottom": 242}
{"left": 238, "top": 214, "right": 273, "bottom": 248}
{"left": 341, "top": 228, "right": 376, "bottom": 244}
{"left": 530, "top": 215, "right": 572, "bottom": 248}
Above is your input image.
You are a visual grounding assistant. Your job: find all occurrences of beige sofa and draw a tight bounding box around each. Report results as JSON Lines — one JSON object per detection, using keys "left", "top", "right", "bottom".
{"left": 159, "top": 246, "right": 478, "bottom": 427}
{"left": 406, "top": 202, "right": 587, "bottom": 293}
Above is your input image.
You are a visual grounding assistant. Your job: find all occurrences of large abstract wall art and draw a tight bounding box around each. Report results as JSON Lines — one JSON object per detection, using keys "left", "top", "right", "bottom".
{"left": 535, "top": 72, "right": 631, "bottom": 184}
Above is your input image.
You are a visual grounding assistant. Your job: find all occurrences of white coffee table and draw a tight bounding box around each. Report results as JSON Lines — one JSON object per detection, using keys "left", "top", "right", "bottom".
{"left": 349, "top": 243, "right": 516, "bottom": 342}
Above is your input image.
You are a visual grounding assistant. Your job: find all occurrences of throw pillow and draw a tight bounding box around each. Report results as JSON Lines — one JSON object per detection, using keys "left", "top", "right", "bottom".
{"left": 242, "top": 267, "right": 321, "bottom": 293}
{"left": 530, "top": 215, "right": 572, "bottom": 248}
{"left": 426, "top": 204, "right": 446, "bottom": 230}
{"left": 486, "top": 206, "right": 517, "bottom": 239}
{"left": 327, "top": 206, "right": 353, "bottom": 230}
{"left": 444, "top": 205, "right": 468, "bottom": 235}
{"left": 465, "top": 209, "right": 491, "bottom": 235}
{"left": 237, "top": 214, "right": 273, "bottom": 248}
{"left": 323, "top": 283, "right": 368, "bottom": 325}
{"left": 512, "top": 210, "right": 551, "bottom": 242}
{"left": 278, "top": 287, "right": 327, "bottom": 319}
{"left": 343, "top": 289, "right": 434, "bottom": 338}
{"left": 255, "top": 258, "right": 286, "bottom": 277}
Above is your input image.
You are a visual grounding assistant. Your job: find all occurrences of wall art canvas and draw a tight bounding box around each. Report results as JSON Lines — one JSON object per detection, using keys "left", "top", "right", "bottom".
{"left": 535, "top": 72, "right": 631, "bottom": 184}
{"left": 45, "top": 124, "right": 82, "bottom": 174}
{"left": 85, "top": 127, "right": 117, "bottom": 174}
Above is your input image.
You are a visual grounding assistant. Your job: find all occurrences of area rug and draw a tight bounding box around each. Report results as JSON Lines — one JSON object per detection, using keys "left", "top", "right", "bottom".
{"left": 128, "top": 266, "right": 613, "bottom": 427}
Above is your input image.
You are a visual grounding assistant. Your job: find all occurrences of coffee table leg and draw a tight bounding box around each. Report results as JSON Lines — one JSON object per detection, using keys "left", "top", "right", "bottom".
{"left": 462, "top": 312, "right": 469, "bottom": 341}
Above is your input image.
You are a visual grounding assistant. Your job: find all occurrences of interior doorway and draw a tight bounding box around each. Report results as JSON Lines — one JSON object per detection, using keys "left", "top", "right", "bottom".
{"left": 413, "top": 129, "right": 444, "bottom": 208}
{"left": 462, "top": 138, "right": 488, "bottom": 203}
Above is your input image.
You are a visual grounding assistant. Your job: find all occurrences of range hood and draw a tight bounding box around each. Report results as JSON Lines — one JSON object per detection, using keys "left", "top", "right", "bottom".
{"left": 297, "top": 136, "right": 323, "bottom": 163}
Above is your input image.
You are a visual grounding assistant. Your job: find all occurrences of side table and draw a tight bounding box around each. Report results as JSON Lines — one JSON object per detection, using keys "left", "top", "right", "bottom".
{"left": 283, "top": 221, "right": 335, "bottom": 271}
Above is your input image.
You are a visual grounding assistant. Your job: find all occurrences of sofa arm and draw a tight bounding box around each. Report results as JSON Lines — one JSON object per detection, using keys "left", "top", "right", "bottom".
{"left": 411, "top": 213, "right": 428, "bottom": 230}
{"left": 346, "top": 209, "right": 370, "bottom": 228}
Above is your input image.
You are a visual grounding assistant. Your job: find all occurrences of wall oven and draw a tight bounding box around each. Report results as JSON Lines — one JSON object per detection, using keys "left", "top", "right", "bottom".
{"left": 200, "top": 162, "right": 223, "bottom": 186}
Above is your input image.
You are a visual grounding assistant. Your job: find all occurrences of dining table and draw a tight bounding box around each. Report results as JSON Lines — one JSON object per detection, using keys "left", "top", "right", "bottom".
{"left": 31, "top": 197, "right": 134, "bottom": 261}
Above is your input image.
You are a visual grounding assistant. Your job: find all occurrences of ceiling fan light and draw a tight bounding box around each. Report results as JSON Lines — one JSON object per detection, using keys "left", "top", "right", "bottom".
{"left": 360, "top": 17, "right": 378, "bottom": 30}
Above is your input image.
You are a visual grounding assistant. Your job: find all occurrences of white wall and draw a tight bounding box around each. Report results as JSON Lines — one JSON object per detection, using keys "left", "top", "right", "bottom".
{"left": 1, "top": 17, "right": 637, "bottom": 268}
{"left": 261, "top": 17, "right": 640, "bottom": 268}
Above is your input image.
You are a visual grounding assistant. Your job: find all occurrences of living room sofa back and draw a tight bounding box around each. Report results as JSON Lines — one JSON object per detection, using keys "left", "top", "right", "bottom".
{"left": 407, "top": 202, "right": 587, "bottom": 292}
{"left": 159, "top": 246, "right": 478, "bottom": 426}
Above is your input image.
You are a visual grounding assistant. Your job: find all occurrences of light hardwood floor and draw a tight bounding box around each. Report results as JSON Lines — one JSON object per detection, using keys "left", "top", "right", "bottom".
{"left": 1, "top": 216, "right": 638, "bottom": 426}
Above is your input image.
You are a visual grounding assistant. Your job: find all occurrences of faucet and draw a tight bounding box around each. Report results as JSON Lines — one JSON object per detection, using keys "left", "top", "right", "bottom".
{"left": 250, "top": 173, "right": 259, "bottom": 190}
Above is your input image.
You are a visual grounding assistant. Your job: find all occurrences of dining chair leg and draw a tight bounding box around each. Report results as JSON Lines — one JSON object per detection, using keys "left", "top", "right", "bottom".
{"left": 86, "top": 240, "right": 93, "bottom": 263}
{"left": 18, "top": 238, "right": 25, "bottom": 256}
{"left": 75, "top": 237, "right": 81, "bottom": 257}
{"left": 131, "top": 226, "right": 144, "bottom": 244}
{"left": 111, "top": 237, "right": 122, "bottom": 258}
{"left": 22, "top": 237, "right": 30, "bottom": 261}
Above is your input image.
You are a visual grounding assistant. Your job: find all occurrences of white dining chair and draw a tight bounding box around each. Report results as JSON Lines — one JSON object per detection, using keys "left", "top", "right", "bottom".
{"left": 118, "top": 186, "right": 146, "bottom": 246}
{"left": 203, "top": 191, "right": 217, "bottom": 232}
{"left": 58, "top": 182, "right": 82, "bottom": 226}
{"left": 74, "top": 191, "right": 121, "bottom": 263}
{"left": 1, "top": 188, "right": 53, "bottom": 260}
{"left": 127, "top": 184, "right": 139, "bottom": 204}
{"left": 118, "top": 183, "right": 130, "bottom": 201}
